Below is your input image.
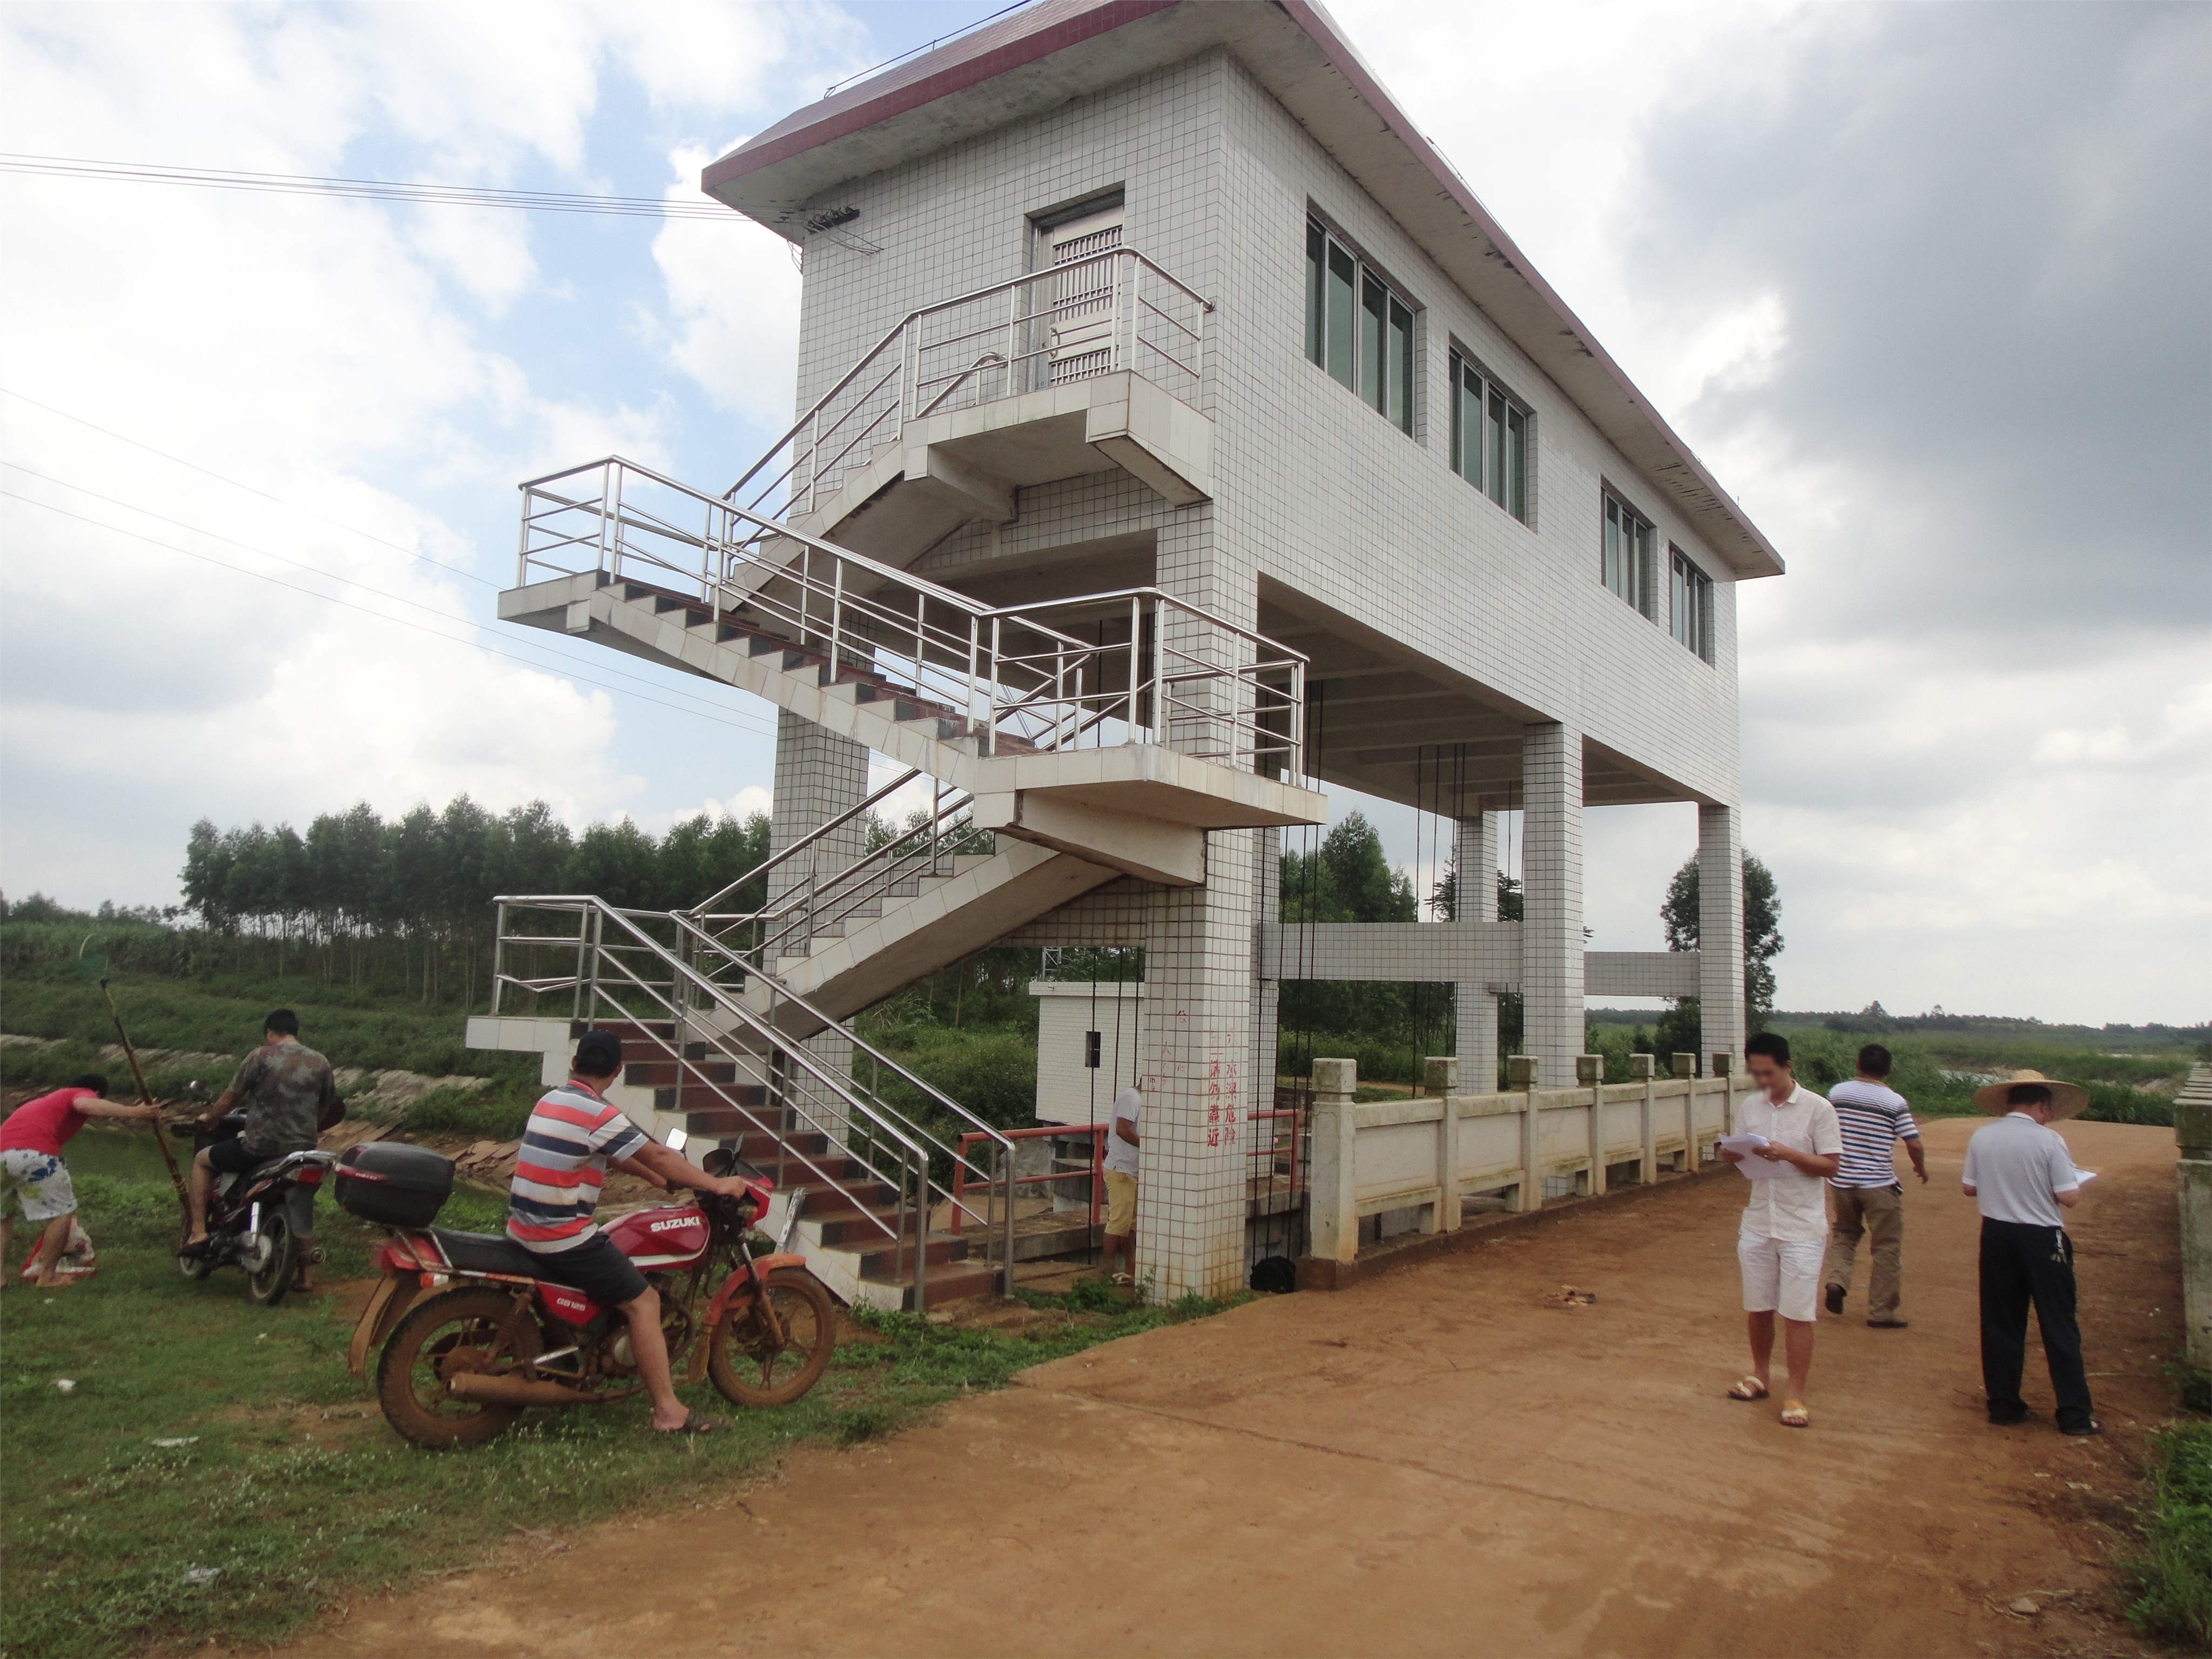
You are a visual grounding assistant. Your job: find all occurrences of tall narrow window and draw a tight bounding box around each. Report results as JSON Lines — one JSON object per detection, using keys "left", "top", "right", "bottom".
{"left": 1084, "top": 1030, "right": 1103, "bottom": 1069}
{"left": 1449, "top": 350, "right": 1532, "bottom": 524}
{"left": 1305, "top": 216, "right": 1415, "bottom": 430}
{"left": 1602, "top": 489, "right": 1656, "bottom": 619}
{"left": 1670, "top": 547, "right": 1714, "bottom": 663}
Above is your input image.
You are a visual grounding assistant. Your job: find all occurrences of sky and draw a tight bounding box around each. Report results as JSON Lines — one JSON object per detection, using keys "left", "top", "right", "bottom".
{"left": 1, "top": 1, "right": 2205, "bottom": 1026}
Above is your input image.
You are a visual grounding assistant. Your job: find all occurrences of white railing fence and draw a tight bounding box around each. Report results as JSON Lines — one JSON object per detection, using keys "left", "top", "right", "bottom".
{"left": 1307, "top": 1057, "right": 1739, "bottom": 1263}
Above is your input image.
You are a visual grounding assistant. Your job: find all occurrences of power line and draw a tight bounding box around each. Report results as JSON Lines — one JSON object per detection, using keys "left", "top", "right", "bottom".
{"left": 1, "top": 490, "right": 777, "bottom": 739}
{"left": 0, "top": 460, "right": 770, "bottom": 732}
{"left": 0, "top": 385, "right": 491, "bottom": 588}
{"left": 0, "top": 153, "right": 734, "bottom": 221}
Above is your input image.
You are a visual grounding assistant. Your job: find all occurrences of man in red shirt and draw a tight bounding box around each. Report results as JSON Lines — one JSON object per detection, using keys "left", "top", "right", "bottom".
{"left": 2, "top": 1074, "right": 163, "bottom": 1287}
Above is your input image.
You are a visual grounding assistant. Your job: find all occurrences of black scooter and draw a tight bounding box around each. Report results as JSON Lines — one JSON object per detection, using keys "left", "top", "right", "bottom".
{"left": 174, "top": 1083, "right": 335, "bottom": 1306}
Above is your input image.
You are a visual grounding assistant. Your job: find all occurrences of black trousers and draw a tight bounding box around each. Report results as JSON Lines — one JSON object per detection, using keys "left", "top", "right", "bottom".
{"left": 1978, "top": 1218, "right": 2094, "bottom": 1430}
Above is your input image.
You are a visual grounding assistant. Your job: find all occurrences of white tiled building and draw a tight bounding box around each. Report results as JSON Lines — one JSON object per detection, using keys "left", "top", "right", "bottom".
{"left": 495, "top": 0, "right": 1780, "bottom": 1304}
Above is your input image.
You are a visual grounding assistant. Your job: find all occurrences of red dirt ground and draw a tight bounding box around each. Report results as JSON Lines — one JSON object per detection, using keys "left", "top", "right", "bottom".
{"left": 271, "top": 1116, "right": 2185, "bottom": 1659}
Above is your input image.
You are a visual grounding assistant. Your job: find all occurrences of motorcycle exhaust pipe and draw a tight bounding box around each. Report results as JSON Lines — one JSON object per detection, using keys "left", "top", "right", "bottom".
{"left": 445, "top": 1371, "right": 585, "bottom": 1406}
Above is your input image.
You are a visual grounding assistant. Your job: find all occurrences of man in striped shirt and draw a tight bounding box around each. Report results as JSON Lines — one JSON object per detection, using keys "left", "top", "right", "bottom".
{"left": 509, "top": 1028, "right": 753, "bottom": 1434}
{"left": 1821, "top": 1044, "right": 1927, "bottom": 1328}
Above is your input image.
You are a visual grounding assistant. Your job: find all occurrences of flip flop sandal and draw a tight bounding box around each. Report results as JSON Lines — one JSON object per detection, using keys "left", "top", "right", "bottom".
{"left": 656, "top": 1410, "right": 720, "bottom": 1436}
{"left": 1727, "top": 1377, "right": 1769, "bottom": 1401}
{"left": 1779, "top": 1400, "right": 1810, "bottom": 1428}
{"left": 177, "top": 1239, "right": 213, "bottom": 1260}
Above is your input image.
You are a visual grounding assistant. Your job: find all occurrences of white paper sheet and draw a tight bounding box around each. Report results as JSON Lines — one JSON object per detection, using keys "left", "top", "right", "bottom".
{"left": 1717, "top": 1131, "right": 1789, "bottom": 1179}
{"left": 2068, "top": 1169, "right": 2098, "bottom": 1187}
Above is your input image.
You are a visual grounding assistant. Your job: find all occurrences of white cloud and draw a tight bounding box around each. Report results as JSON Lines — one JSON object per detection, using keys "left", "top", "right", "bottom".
{"left": 644, "top": 143, "right": 804, "bottom": 428}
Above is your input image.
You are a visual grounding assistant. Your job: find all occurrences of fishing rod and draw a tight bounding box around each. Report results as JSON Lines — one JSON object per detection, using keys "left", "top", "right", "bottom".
{"left": 77, "top": 938, "right": 188, "bottom": 1210}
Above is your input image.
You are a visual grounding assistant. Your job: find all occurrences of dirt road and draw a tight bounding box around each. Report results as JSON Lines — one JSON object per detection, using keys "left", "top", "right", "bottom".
{"left": 282, "top": 1118, "right": 2183, "bottom": 1658}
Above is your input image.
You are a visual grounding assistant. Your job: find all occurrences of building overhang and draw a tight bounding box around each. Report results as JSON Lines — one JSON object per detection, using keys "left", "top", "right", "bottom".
{"left": 703, "top": 0, "right": 1784, "bottom": 582}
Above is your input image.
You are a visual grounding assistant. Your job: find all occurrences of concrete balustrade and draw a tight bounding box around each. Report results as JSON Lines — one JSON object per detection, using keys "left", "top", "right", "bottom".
{"left": 1305, "top": 1056, "right": 1735, "bottom": 1269}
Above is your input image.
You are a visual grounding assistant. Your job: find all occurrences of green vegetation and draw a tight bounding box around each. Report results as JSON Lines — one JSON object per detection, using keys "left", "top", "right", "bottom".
{"left": 2127, "top": 1417, "right": 2212, "bottom": 1648}
{"left": 0, "top": 1125, "right": 1238, "bottom": 1658}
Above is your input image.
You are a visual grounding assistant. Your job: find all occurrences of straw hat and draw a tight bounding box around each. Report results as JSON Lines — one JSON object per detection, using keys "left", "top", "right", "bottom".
{"left": 1973, "top": 1069, "right": 2088, "bottom": 1121}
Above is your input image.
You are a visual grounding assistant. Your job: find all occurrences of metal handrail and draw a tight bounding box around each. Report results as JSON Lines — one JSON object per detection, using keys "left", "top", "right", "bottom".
{"left": 491, "top": 894, "right": 1021, "bottom": 1303}
{"left": 517, "top": 457, "right": 1307, "bottom": 775}
{"left": 723, "top": 245, "right": 1211, "bottom": 517}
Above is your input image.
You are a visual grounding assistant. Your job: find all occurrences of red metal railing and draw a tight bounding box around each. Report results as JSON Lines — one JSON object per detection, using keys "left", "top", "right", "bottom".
{"left": 950, "top": 1123, "right": 1105, "bottom": 1237}
{"left": 949, "top": 1109, "right": 1303, "bottom": 1238}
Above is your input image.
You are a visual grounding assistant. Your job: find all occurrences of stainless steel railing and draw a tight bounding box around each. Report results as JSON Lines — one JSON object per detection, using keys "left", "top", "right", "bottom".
{"left": 489, "top": 895, "right": 1020, "bottom": 1306}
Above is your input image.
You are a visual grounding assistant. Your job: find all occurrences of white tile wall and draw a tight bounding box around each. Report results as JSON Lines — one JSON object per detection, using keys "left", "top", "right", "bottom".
{"left": 762, "top": 42, "right": 1750, "bottom": 1290}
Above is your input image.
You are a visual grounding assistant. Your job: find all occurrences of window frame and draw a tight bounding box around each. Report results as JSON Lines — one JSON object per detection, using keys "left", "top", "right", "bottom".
{"left": 1669, "top": 544, "right": 1715, "bottom": 664}
{"left": 1305, "top": 215, "right": 1417, "bottom": 435}
{"left": 1600, "top": 487, "right": 1658, "bottom": 621}
{"left": 1448, "top": 349, "right": 1533, "bottom": 525}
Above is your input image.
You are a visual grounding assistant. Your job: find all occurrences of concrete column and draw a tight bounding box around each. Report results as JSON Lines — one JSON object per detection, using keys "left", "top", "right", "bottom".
{"left": 1134, "top": 503, "right": 1257, "bottom": 1302}
{"left": 766, "top": 708, "right": 870, "bottom": 904}
{"left": 767, "top": 708, "right": 871, "bottom": 1141}
{"left": 1308, "top": 1058, "right": 1358, "bottom": 1264}
{"left": 1697, "top": 802, "right": 1746, "bottom": 1072}
{"left": 1520, "top": 724, "right": 1584, "bottom": 1089}
{"left": 1453, "top": 813, "right": 1499, "bottom": 1093}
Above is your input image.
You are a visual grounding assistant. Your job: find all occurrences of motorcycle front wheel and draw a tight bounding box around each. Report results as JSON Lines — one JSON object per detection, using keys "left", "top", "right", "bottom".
{"left": 242, "top": 1210, "right": 297, "bottom": 1306}
{"left": 707, "top": 1268, "right": 837, "bottom": 1408}
{"left": 376, "top": 1288, "right": 540, "bottom": 1450}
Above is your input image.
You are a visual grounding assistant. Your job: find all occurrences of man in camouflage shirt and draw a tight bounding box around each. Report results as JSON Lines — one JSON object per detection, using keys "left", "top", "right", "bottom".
{"left": 184, "top": 1008, "right": 341, "bottom": 1287}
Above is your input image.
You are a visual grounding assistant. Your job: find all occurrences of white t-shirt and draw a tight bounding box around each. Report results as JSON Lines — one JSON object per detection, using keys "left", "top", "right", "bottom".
{"left": 1962, "top": 1112, "right": 2080, "bottom": 1228}
{"left": 1102, "top": 1087, "right": 1141, "bottom": 1176}
{"left": 1734, "top": 1084, "right": 1843, "bottom": 1244}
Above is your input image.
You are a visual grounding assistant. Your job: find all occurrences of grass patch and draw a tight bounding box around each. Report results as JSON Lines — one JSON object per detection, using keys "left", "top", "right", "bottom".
{"left": 0, "top": 1127, "right": 1239, "bottom": 1657}
{"left": 2127, "top": 1418, "right": 2212, "bottom": 1648}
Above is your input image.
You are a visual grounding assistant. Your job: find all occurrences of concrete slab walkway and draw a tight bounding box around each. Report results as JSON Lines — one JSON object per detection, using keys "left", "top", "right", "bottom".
{"left": 280, "top": 1117, "right": 2183, "bottom": 1658}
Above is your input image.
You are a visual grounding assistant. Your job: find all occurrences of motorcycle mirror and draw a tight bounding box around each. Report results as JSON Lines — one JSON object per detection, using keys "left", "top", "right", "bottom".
{"left": 700, "top": 1147, "right": 734, "bottom": 1178}
{"left": 664, "top": 1126, "right": 688, "bottom": 1154}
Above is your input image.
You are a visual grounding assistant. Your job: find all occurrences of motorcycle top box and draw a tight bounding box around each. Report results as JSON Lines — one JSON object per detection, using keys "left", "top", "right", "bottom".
{"left": 335, "top": 1142, "right": 455, "bottom": 1229}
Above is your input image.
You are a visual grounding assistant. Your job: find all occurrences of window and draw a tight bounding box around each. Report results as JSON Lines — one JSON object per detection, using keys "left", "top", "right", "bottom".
{"left": 1084, "top": 1030, "right": 1102, "bottom": 1069}
{"left": 1670, "top": 547, "right": 1714, "bottom": 663}
{"left": 1601, "top": 489, "right": 1656, "bottom": 619}
{"left": 1305, "top": 217, "right": 1414, "bottom": 433}
{"left": 1449, "top": 352, "right": 1531, "bottom": 523}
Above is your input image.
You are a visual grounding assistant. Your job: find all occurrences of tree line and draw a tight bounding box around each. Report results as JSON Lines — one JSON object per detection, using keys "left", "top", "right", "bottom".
{"left": 174, "top": 797, "right": 771, "bottom": 1003}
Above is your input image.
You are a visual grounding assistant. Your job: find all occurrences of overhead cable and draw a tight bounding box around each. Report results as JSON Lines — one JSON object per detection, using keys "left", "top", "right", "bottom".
{"left": 1, "top": 490, "right": 776, "bottom": 740}
{"left": 0, "top": 153, "right": 733, "bottom": 220}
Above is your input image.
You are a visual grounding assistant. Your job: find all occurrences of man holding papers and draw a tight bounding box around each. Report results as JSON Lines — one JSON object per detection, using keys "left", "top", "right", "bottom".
{"left": 1961, "top": 1071, "right": 2099, "bottom": 1437}
{"left": 1718, "top": 1033, "right": 1843, "bottom": 1428}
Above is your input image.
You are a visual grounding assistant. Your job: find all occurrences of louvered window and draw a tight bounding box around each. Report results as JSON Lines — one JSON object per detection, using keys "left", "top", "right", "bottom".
{"left": 1449, "top": 352, "right": 1531, "bottom": 524}
{"left": 1602, "top": 490, "right": 1657, "bottom": 619}
{"left": 1305, "top": 217, "right": 1414, "bottom": 434}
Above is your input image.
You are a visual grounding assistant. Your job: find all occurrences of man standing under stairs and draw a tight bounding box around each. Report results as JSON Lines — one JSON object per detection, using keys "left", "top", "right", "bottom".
{"left": 1101, "top": 1084, "right": 1143, "bottom": 1288}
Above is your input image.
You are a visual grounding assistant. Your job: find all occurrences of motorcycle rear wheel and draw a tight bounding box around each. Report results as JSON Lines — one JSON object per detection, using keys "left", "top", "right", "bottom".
{"left": 173, "top": 1230, "right": 215, "bottom": 1281}
{"left": 243, "top": 1211, "right": 296, "bottom": 1306}
{"left": 707, "top": 1268, "right": 837, "bottom": 1408}
{"left": 376, "top": 1287, "right": 541, "bottom": 1449}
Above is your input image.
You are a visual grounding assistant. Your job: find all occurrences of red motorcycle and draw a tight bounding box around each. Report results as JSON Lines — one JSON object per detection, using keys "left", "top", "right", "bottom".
{"left": 338, "top": 1139, "right": 836, "bottom": 1449}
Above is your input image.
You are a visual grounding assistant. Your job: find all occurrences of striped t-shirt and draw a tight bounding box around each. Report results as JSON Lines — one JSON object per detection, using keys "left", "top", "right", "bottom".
{"left": 1827, "top": 1078, "right": 1920, "bottom": 1189}
{"left": 508, "top": 1080, "right": 649, "bottom": 1252}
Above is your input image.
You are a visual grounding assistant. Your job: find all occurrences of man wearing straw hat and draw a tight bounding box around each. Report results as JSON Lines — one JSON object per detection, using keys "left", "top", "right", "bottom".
{"left": 1961, "top": 1071, "right": 2099, "bottom": 1437}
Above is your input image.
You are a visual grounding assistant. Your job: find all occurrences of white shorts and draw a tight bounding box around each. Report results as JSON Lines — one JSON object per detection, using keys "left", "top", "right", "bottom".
{"left": 1, "top": 1149, "right": 77, "bottom": 1223}
{"left": 1738, "top": 1232, "right": 1823, "bottom": 1323}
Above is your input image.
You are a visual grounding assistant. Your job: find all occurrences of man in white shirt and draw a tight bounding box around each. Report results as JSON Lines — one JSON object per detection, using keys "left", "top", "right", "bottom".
{"left": 1719, "top": 1032, "right": 1842, "bottom": 1428}
{"left": 1961, "top": 1071, "right": 2098, "bottom": 1437}
{"left": 1100, "top": 1085, "right": 1142, "bottom": 1288}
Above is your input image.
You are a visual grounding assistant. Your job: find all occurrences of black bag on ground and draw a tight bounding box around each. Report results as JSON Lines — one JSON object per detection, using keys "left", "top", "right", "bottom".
{"left": 334, "top": 1142, "right": 455, "bottom": 1229}
{"left": 1250, "top": 1255, "right": 1297, "bottom": 1294}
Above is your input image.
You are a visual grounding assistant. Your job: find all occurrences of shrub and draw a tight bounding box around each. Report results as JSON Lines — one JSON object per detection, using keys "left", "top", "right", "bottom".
{"left": 2128, "top": 1420, "right": 2212, "bottom": 1647}
{"left": 405, "top": 1085, "right": 531, "bottom": 1140}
